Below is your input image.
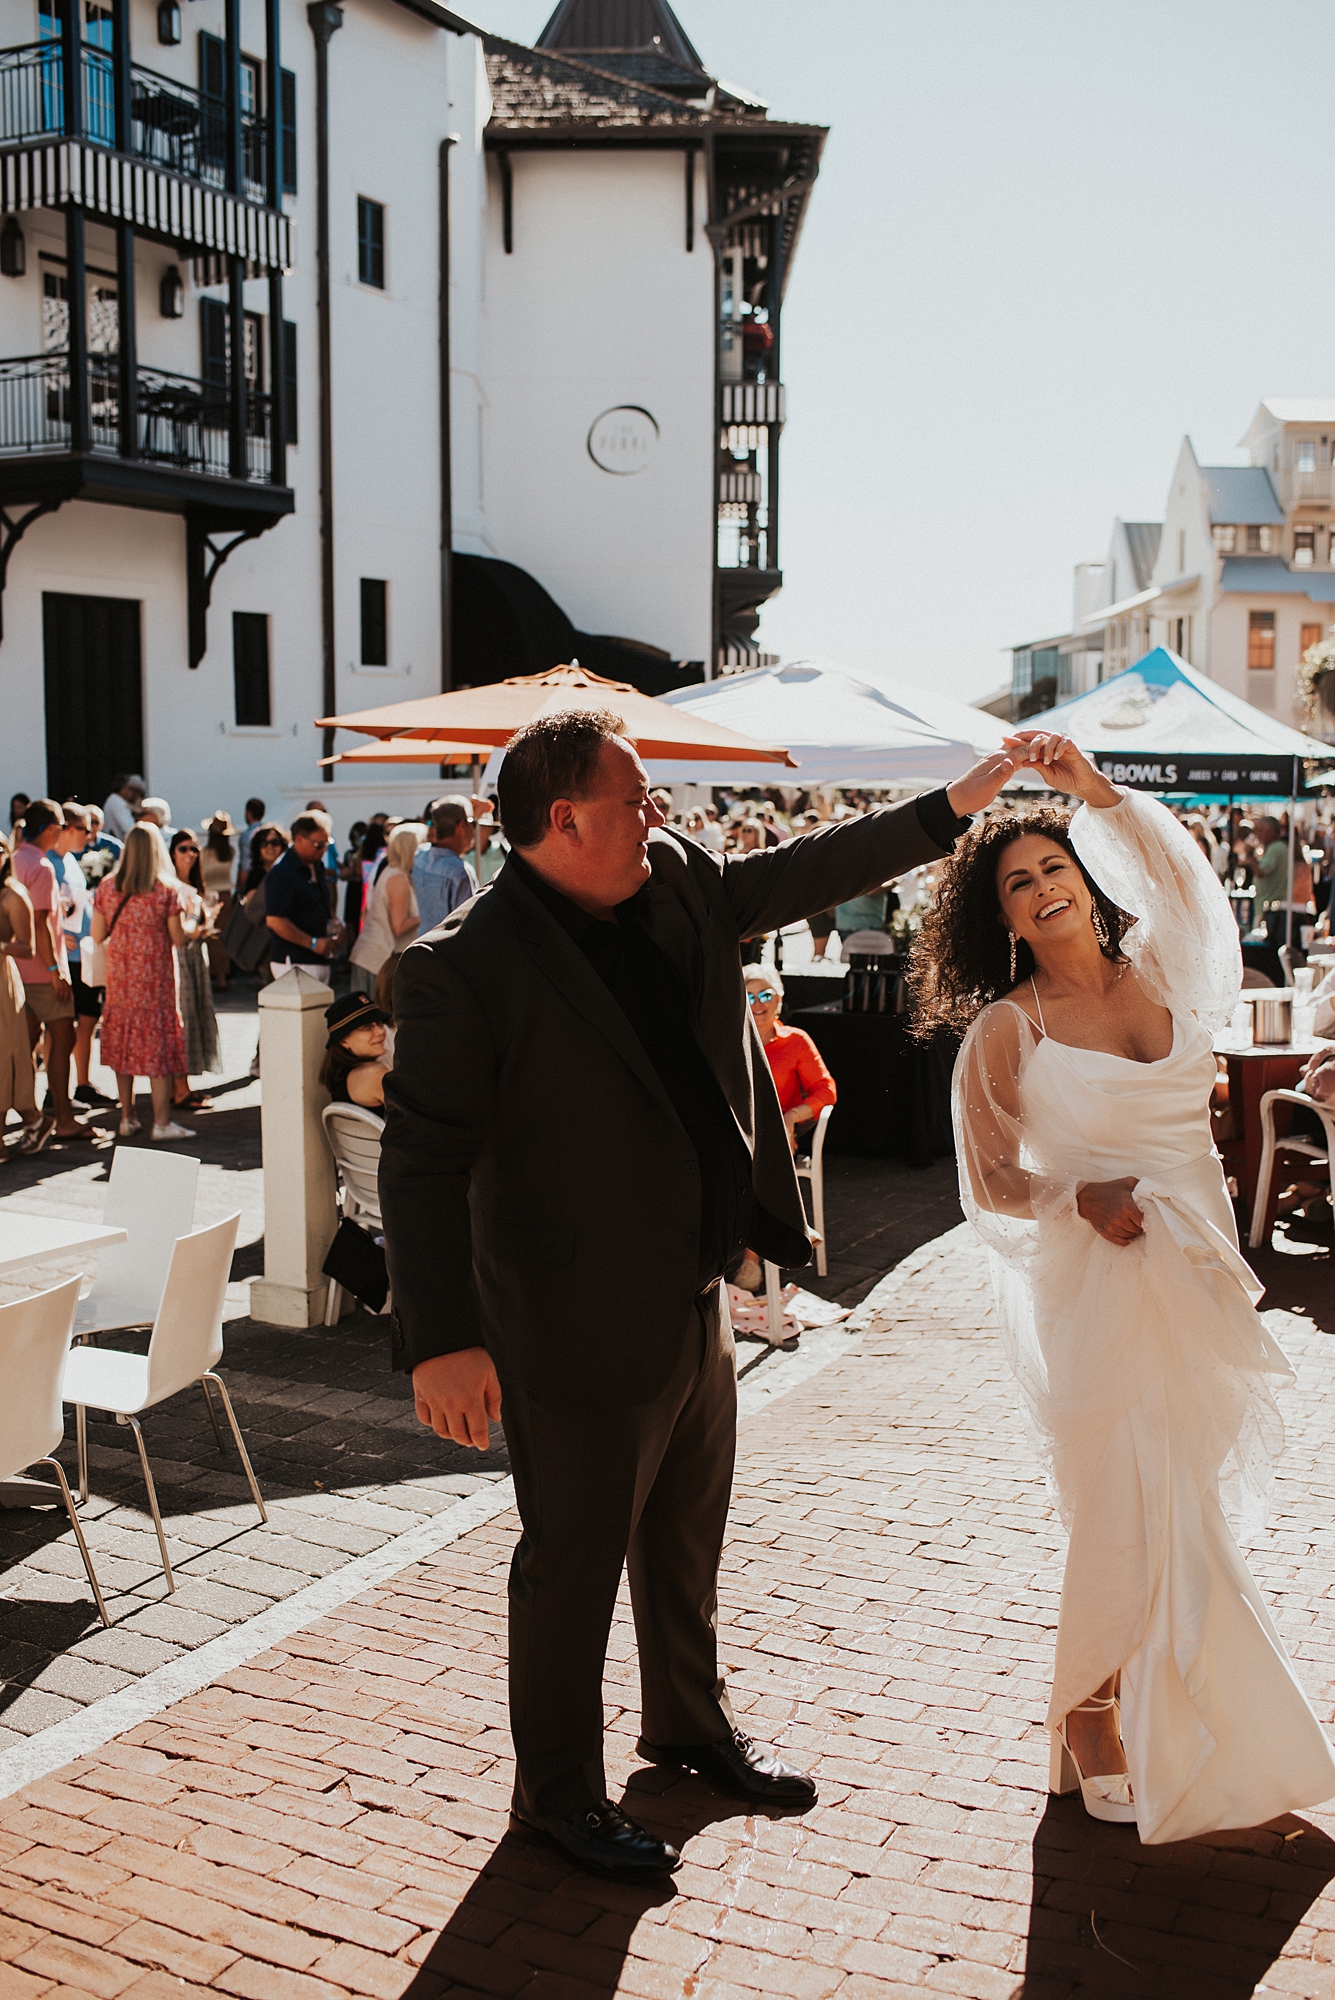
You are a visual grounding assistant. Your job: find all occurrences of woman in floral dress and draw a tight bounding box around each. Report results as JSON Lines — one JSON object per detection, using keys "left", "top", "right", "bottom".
{"left": 91, "top": 824, "right": 194, "bottom": 1143}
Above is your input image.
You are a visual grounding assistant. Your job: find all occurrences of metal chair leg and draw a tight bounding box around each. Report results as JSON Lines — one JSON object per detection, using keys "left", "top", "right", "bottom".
{"left": 39, "top": 1456, "right": 109, "bottom": 1627}
{"left": 203, "top": 1372, "right": 268, "bottom": 1522}
{"left": 323, "top": 1279, "right": 341, "bottom": 1325}
{"left": 124, "top": 1414, "right": 174, "bottom": 1592}
{"left": 764, "top": 1259, "right": 785, "bottom": 1345}
{"left": 76, "top": 1402, "right": 88, "bottom": 1505}
{"left": 199, "top": 1376, "right": 227, "bottom": 1455}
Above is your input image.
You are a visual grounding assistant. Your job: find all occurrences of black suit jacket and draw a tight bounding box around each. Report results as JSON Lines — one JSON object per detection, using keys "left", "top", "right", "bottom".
{"left": 380, "top": 796, "right": 963, "bottom": 1406}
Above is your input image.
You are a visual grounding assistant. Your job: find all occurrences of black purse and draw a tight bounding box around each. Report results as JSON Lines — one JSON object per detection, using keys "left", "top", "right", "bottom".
{"left": 321, "top": 1216, "right": 389, "bottom": 1312}
{"left": 220, "top": 897, "right": 271, "bottom": 973}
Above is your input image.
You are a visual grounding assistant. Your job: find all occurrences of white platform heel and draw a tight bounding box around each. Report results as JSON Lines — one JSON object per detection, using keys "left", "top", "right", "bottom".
{"left": 1049, "top": 1693, "right": 1136, "bottom": 1824}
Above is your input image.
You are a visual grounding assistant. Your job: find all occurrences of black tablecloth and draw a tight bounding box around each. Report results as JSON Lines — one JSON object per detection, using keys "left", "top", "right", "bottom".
{"left": 791, "top": 1003, "right": 957, "bottom": 1166}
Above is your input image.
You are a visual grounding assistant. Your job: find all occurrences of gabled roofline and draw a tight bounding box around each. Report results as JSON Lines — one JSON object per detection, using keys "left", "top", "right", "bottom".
{"left": 388, "top": 0, "right": 481, "bottom": 32}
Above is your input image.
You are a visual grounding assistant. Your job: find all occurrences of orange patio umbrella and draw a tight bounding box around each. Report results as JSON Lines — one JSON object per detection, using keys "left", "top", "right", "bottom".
{"left": 316, "top": 663, "right": 798, "bottom": 769}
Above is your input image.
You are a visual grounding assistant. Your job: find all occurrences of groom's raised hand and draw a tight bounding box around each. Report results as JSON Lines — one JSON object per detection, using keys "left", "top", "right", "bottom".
{"left": 945, "top": 749, "right": 1018, "bottom": 819}
{"left": 413, "top": 1347, "right": 502, "bottom": 1450}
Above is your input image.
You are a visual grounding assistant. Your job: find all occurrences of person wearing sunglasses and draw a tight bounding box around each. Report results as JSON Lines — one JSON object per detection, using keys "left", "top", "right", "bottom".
{"left": 263, "top": 812, "right": 342, "bottom": 983}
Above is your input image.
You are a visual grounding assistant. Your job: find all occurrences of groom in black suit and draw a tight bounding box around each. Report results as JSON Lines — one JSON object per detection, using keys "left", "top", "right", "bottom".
{"left": 381, "top": 710, "right": 1014, "bottom": 1876}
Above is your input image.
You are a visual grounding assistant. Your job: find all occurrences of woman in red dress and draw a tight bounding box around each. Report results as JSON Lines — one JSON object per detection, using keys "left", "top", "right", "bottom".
{"left": 91, "top": 824, "right": 194, "bottom": 1143}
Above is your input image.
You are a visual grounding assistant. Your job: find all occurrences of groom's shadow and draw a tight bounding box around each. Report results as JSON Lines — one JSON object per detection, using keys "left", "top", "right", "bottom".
{"left": 401, "top": 1768, "right": 779, "bottom": 1997}
{"left": 1020, "top": 1795, "right": 1335, "bottom": 1996}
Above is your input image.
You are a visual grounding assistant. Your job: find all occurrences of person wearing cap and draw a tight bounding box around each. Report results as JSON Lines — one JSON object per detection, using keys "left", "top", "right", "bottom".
{"left": 320, "top": 993, "right": 392, "bottom": 1108}
{"left": 13, "top": 799, "right": 86, "bottom": 1147}
{"left": 412, "top": 798, "right": 478, "bottom": 936}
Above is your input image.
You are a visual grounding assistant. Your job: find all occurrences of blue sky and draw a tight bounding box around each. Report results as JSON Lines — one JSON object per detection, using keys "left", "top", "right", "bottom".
{"left": 479, "top": 1, "right": 1335, "bottom": 700}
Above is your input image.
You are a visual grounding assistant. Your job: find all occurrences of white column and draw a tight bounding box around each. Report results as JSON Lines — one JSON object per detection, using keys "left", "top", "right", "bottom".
{"left": 249, "top": 968, "right": 338, "bottom": 1327}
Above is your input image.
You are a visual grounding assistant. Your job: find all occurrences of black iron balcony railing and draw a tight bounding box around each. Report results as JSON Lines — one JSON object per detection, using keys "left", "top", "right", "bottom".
{"left": 0, "top": 41, "right": 267, "bottom": 205}
{"left": 0, "top": 353, "right": 272, "bottom": 483}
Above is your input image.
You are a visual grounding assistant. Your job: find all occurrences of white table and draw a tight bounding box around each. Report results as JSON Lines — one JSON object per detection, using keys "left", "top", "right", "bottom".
{"left": 0, "top": 1210, "right": 127, "bottom": 1509}
{"left": 0, "top": 1210, "right": 125, "bottom": 1275}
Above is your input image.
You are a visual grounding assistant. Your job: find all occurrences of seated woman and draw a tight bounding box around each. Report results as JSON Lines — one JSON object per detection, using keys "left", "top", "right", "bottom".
{"left": 733, "top": 969, "right": 837, "bottom": 1292}
{"left": 320, "top": 993, "right": 392, "bottom": 1110}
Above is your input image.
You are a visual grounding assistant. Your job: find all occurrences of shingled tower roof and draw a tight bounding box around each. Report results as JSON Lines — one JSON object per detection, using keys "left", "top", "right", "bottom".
{"left": 535, "top": 0, "right": 716, "bottom": 99}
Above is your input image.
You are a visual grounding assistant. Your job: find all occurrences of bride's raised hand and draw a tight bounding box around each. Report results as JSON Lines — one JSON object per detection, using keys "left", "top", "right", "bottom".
{"left": 1001, "top": 732, "right": 1119, "bottom": 806}
{"left": 1076, "top": 1177, "right": 1145, "bottom": 1246}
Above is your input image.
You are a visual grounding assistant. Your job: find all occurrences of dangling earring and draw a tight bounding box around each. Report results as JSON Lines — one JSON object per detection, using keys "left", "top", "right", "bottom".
{"left": 1008, "top": 932, "right": 1018, "bottom": 981}
{"left": 1091, "top": 903, "right": 1109, "bottom": 951}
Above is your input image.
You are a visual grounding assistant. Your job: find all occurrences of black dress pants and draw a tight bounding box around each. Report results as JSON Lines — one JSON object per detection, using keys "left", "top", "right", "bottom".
{"left": 501, "top": 1281, "right": 738, "bottom": 1816}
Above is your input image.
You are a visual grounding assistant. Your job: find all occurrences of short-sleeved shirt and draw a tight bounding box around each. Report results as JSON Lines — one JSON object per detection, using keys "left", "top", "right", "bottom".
{"left": 62, "top": 853, "right": 90, "bottom": 943}
{"left": 262, "top": 846, "right": 330, "bottom": 962}
{"left": 1253, "top": 839, "right": 1289, "bottom": 912}
{"left": 412, "top": 843, "right": 476, "bottom": 935}
{"left": 12, "top": 841, "right": 66, "bottom": 984}
{"left": 834, "top": 889, "right": 888, "bottom": 935}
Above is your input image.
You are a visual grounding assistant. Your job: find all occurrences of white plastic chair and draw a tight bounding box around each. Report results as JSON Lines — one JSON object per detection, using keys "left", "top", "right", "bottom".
{"left": 75, "top": 1149, "right": 200, "bottom": 1339}
{"left": 1249, "top": 1089, "right": 1335, "bottom": 1249}
{"left": 0, "top": 1277, "right": 108, "bottom": 1626}
{"left": 796, "top": 1103, "right": 834, "bottom": 1278}
{"left": 61, "top": 1213, "right": 265, "bottom": 1592}
{"left": 321, "top": 1102, "right": 385, "bottom": 1324}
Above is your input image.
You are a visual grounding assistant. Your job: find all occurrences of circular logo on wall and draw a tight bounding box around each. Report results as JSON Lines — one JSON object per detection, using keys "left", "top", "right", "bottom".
{"left": 587, "top": 405, "right": 660, "bottom": 475}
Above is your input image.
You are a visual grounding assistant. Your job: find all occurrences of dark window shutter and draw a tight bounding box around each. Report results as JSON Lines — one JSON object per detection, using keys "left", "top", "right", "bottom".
{"left": 200, "top": 296, "right": 228, "bottom": 425}
{"left": 233, "top": 612, "right": 271, "bottom": 726}
{"left": 281, "top": 319, "right": 297, "bottom": 445}
{"left": 199, "top": 30, "right": 225, "bottom": 178}
{"left": 199, "top": 29, "right": 225, "bottom": 99}
{"left": 360, "top": 579, "right": 388, "bottom": 667}
{"left": 280, "top": 68, "right": 296, "bottom": 195}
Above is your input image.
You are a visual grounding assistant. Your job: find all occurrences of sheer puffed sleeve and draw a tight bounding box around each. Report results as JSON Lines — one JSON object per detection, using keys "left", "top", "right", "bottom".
{"left": 1069, "top": 789, "right": 1242, "bottom": 1029}
{"left": 952, "top": 1000, "right": 1081, "bottom": 1269}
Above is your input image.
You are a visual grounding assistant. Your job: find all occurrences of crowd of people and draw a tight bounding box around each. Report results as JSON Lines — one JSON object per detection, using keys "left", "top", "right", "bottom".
{"left": 0, "top": 764, "right": 1330, "bottom": 1161}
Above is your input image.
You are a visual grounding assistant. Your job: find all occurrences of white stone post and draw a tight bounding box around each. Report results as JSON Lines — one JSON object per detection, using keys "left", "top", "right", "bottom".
{"left": 249, "top": 968, "right": 338, "bottom": 1327}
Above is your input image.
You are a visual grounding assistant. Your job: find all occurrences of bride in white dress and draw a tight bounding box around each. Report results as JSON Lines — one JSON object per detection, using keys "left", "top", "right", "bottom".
{"left": 912, "top": 730, "right": 1335, "bottom": 1843}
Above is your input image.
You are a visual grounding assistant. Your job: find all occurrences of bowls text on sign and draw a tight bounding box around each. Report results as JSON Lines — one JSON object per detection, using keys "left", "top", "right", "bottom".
{"left": 588, "top": 406, "right": 660, "bottom": 475}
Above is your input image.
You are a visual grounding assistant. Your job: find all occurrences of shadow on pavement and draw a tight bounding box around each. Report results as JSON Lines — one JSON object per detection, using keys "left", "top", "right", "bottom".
{"left": 1021, "top": 1795, "right": 1335, "bottom": 1997}
{"left": 406, "top": 1775, "right": 782, "bottom": 1997}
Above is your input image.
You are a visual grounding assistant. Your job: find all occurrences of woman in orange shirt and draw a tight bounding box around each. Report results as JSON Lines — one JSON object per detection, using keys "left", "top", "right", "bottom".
{"left": 733, "top": 970, "right": 837, "bottom": 1292}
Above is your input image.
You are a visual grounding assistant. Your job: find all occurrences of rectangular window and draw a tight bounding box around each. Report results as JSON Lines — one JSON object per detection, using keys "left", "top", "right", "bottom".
{"left": 280, "top": 67, "right": 296, "bottom": 193}
{"left": 1248, "top": 610, "right": 1276, "bottom": 670}
{"left": 1298, "top": 439, "right": 1317, "bottom": 472}
{"left": 281, "top": 318, "right": 297, "bottom": 445}
{"left": 233, "top": 613, "right": 271, "bottom": 725}
{"left": 1294, "top": 526, "right": 1315, "bottom": 568}
{"left": 357, "top": 197, "right": 384, "bottom": 288}
{"left": 1301, "top": 622, "right": 1322, "bottom": 660}
{"left": 1246, "top": 524, "right": 1276, "bottom": 554}
{"left": 1211, "top": 524, "right": 1236, "bottom": 553}
{"left": 360, "top": 578, "right": 388, "bottom": 666}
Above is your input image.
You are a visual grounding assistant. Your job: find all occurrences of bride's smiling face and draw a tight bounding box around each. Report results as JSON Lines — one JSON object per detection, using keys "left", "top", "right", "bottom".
{"left": 995, "top": 833, "right": 1092, "bottom": 953}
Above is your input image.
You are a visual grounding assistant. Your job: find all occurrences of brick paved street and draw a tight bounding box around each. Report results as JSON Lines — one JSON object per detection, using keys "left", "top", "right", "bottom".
{"left": 0, "top": 1179, "right": 1331, "bottom": 1998}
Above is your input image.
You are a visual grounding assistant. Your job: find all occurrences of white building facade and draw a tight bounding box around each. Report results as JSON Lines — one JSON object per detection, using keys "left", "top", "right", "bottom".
{"left": 0, "top": 0, "right": 826, "bottom": 829}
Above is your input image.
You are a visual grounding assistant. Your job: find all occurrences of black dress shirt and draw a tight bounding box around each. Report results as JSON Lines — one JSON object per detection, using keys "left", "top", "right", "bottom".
{"left": 507, "top": 850, "right": 754, "bottom": 1288}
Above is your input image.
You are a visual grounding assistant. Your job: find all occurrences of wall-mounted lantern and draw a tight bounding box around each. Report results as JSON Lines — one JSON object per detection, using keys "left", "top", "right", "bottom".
{"left": 0, "top": 217, "right": 25, "bottom": 279}
{"left": 157, "top": 0, "right": 181, "bottom": 44}
{"left": 159, "top": 264, "right": 185, "bottom": 318}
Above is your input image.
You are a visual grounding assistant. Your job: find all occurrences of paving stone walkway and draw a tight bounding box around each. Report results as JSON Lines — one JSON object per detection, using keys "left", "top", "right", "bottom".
{"left": 0, "top": 1207, "right": 1333, "bottom": 1999}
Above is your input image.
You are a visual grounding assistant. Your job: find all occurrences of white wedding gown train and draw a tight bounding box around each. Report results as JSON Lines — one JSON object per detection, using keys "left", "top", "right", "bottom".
{"left": 954, "top": 789, "right": 1335, "bottom": 1842}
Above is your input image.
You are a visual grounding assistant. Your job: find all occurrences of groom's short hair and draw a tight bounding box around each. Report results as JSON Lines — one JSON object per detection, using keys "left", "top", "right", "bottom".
{"left": 498, "top": 708, "right": 627, "bottom": 849}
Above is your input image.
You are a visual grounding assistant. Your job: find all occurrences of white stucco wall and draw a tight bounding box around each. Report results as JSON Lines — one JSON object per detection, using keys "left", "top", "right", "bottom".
{"left": 480, "top": 145, "right": 714, "bottom": 664}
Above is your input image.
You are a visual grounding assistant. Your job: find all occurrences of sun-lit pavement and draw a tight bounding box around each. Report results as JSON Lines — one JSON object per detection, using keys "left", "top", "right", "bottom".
{"left": 0, "top": 1203, "right": 1333, "bottom": 1999}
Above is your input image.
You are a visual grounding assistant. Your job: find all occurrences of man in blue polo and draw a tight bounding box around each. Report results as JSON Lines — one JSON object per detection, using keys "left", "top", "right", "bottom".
{"left": 265, "top": 812, "right": 341, "bottom": 982}
{"left": 412, "top": 798, "right": 478, "bottom": 936}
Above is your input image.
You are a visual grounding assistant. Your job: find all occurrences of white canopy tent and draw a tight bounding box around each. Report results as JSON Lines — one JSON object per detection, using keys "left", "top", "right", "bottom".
{"left": 640, "top": 657, "right": 1008, "bottom": 788}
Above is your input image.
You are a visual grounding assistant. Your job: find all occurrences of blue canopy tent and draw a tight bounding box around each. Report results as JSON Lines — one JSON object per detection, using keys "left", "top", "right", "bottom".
{"left": 1019, "top": 646, "right": 1333, "bottom": 945}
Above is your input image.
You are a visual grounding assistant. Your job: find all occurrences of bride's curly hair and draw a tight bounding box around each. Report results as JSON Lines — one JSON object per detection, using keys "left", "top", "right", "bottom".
{"left": 907, "top": 805, "right": 1135, "bottom": 1042}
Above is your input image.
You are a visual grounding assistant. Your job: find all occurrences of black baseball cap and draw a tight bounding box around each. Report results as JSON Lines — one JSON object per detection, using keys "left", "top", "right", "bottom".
{"left": 324, "top": 993, "right": 392, "bottom": 1047}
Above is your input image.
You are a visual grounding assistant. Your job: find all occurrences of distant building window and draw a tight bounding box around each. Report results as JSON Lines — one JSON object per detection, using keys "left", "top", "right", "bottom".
{"left": 360, "top": 578, "right": 388, "bottom": 666}
{"left": 357, "top": 198, "right": 384, "bottom": 289}
{"left": 1212, "top": 524, "right": 1236, "bottom": 554}
{"left": 233, "top": 613, "right": 271, "bottom": 725}
{"left": 1301, "top": 621, "right": 1322, "bottom": 661}
{"left": 1248, "top": 610, "right": 1275, "bottom": 671}
{"left": 1298, "top": 439, "right": 1317, "bottom": 473}
{"left": 1246, "top": 524, "right": 1276, "bottom": 554}
{"left": 1294, "top": 526, "right": 1316, "bottom": 568}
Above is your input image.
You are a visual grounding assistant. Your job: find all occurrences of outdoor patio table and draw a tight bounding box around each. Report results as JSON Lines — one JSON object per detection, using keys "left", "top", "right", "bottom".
{"left": 1213, "top": 1030, "right": 1333, "bottom": 1216}
{"left": 791, "top": 1002, "right": 956, "bottom": 1167}
{"left": 0, "top": 1211, "right": 127, "bottom": 1509}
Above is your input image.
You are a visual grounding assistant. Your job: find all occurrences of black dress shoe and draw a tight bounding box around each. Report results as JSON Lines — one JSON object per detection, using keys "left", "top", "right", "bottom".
{"left": 637, "top": 1728, "right": 818, "bottom": 1807}
{"left": 509, "top": 1799, "right": 682, "bottom": 1877}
